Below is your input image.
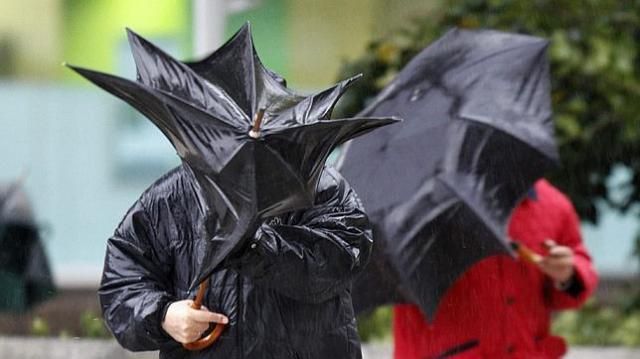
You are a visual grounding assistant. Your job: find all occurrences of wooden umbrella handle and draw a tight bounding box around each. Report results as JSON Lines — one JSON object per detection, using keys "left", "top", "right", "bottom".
{"left": 511, "top": 241, "right": 543, "bottom": 265}
{"left": 182, "top": 280, "right": 226, "bottom": 351}
{"left": 248, "top": 108, "right": 265, "bottom": 138}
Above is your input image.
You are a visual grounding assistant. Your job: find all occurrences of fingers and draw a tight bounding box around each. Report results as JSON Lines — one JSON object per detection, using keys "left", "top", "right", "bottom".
{"left": 541, "top": 257, "right": 574, "bottom": 272}
{"left": 540, "top": 256, "right": 573, "bottom": 271}
{"left": 179, "top": 310, "right": 227, "bottom": 343}
{"left": 189, "top": 307, "right": 229, "bottom": 324}
{"left": 161, "top": 300, "right": 229, "bottom": 344}
{"left": 173, "top": 314, "right": 224, "bottom": 343}
{"left": 547, "top": 245, "right": 573, "bottom": 258}
{"left": 543, "top": 239, "right": 572, "bottom": 257}
{"left": 540, "top": 242, "right": 574, "bottom": 267}
{"left": 174, "top": 328, "right": 206, "bottom": 344}
{"left": 185, "top": 322, "right": 210, "bottom": 340}
{"left": 539, "top": 254, "right": 575, "bottom": 284}
{"left": 532, "top": 239, "right": 575, "bottom": 284}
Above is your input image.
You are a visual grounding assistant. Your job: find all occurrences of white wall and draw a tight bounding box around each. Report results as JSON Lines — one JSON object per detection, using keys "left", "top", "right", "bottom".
{"left": 0, "top": 81, "right": 177, "bottom": 287}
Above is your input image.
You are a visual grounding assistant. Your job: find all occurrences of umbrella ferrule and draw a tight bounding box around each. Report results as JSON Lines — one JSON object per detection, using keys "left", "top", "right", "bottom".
{"left": 248, "top": 129, "right": 261, "bottom": 138}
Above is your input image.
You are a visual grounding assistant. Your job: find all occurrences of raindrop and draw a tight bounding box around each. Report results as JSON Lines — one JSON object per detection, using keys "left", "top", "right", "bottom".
{"left": 410, "top": 88, "right": 425, "bottom": 102}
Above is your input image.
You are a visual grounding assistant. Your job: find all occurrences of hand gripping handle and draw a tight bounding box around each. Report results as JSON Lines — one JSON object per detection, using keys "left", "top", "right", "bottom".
{"left": 183, "top": 280, "right": 226, "bottom": 351}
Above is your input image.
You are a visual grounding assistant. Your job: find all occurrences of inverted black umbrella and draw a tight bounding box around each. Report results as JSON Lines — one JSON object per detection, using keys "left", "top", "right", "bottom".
{"left": 339, "top": 28, "right": 559, "bottom": 320}
{"left": 68, "top": 21, "right": 396, "bottom": 303}
{"left": 0, "top": 180, "right": 55, "bottom": 312}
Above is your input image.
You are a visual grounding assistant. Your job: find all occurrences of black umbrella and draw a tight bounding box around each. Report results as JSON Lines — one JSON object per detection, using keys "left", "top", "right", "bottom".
{"left": 339, "top": 28, "right": 559, "bottom": 320}
{"left": 67, "top": 23, "right": 397, "bottom": 291}
{"left": 0, "top": 180, "right": 56, "bottom": 312}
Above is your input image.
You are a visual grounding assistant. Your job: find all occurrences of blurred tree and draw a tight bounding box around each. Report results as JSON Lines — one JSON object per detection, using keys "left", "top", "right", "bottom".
{"left": 0, "top": 37, "right": 16, "bottom": 77}
{"left": 357, "top": 306, "right": 392, "bottom": 342}
{"left": 336, "top": 0, "right": 640, "bottom": 225}
{"left": 79, "top": 310, "right": 111, "bottom": 338}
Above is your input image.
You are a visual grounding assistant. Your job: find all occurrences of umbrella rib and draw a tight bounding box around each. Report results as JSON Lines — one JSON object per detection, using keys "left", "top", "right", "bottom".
{"left": 435, "top": 176, "right": 513, "bottom": 254}
{"left": 451, "top": 42, "right": 545, "bottom": 75}
{"left": 514, "top": 49, "right": 547, "bottom": 108}
{"left": 128, "top": 28, "right": 253, "bottom": 127}
{"left": 0, "top": 179, "right": 24, "bottom": 215}
{"left": 456, "top": 115, "right": 557, "bottom": 163}
{"left": 154, "top": 85, "right": 248, "bottom": 130}
{"left": 469, "top": 127, "right": 492, "bottom": 170}
{"left": 261, "top": 143, "right": 309, "bottom": 197}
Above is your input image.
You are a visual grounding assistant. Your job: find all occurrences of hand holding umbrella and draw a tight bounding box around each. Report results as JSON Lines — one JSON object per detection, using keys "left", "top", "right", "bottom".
{"left": 513, "top": 239, "right": 576, "bottom": 287}
{"left": 163, "top": 281, "right": 229, "bottom": 349}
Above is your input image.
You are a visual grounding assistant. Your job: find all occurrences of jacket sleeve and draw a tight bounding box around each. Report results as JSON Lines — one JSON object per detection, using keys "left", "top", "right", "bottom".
{"left": 547, "top": 198, "right": 599, "bottom": 310}
{"left": 98, "top": 200, "right": 175, "bottom": 351}
{"left": 235, "top": 168, "right": 373, "bottom": 303}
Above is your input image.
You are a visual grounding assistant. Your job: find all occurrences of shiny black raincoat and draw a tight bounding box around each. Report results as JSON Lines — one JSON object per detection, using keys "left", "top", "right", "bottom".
{"left": 99, "top": 165, "right": 371, "bottom": 358}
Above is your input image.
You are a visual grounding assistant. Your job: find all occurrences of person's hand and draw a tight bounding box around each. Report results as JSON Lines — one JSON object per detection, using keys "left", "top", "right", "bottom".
{"left": 161, "top": 300, "right": 229, "bottom": 344}
{"left": 538, "top": 239, "right": 575, "bottom": 286}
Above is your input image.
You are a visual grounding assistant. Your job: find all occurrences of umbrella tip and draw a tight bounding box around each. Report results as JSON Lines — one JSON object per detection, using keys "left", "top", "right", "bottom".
{"left": 249, "top": 108, "right": 266, "bottom": 139}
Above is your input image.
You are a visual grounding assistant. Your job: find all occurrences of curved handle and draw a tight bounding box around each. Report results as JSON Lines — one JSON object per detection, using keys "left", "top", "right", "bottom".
{"left": 511, "top": 241, "right": 543, "bottom": 265}
{"left": 182, "top": 280, "right": 226, "bottom": 351}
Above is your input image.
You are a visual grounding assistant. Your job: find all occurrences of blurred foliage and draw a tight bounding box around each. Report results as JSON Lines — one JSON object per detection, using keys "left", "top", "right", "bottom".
{"left": 30, "top": 316, "right": 50, "bottom": 337}
{"left": 336, "top": 0, "right": 640, "bottom": 226}
{"left": 79, "top": 310, "right": 111, "bottom": 338}
{"left": 28, "top": 311, "right": 111, "bottom": 338}
{"left": 553, "top": 299, "right": 640, "bottom": 346}
{"left": 0, "top": 37, "right": 16, "bottom": 77}
{"left": 340, "top": 0, "right": 640, "bottom": 346}
{"left": 357, "top": 301, "right": 640, "bottom": 346}
{"left": 357, "top": 306, "right": 392, "bottom": 342}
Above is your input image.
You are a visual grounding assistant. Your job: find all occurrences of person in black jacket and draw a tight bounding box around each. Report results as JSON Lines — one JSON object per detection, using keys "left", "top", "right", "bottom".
{"left": 99, "top": 164, "right": 372, "bottom": 358}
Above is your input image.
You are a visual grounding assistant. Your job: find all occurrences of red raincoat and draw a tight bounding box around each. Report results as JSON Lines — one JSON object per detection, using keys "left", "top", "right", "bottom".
{"left": 393, "top": 180, "right": 598, "bottom": 359}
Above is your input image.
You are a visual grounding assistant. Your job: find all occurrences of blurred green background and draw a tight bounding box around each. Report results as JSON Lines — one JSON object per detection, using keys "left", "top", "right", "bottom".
{"left": 0, "top": 0, "right": 638, "bottom": 346}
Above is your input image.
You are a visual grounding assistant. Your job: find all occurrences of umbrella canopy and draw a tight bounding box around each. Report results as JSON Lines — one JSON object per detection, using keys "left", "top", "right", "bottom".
{"left": 68, "top": 23, "right": 398, "bottom": 289}
{"left": 0, "top": 180, "right": 35, "bottom": 228}
{"left": 339, "top": 28, "right": 559, "bottom": 320}
{"left": 0, "top": 181, "right": 55, "bottom": 312}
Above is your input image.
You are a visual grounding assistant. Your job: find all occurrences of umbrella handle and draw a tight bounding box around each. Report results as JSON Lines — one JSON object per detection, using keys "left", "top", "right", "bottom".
{"left": 249, "top": 108, "right": 265, "bottom": 138}
{"left": 183, "top": 280, "right": 226, "bottom": 351}
{"left": 511, "top": 241, "right": 543, "bottom": 265}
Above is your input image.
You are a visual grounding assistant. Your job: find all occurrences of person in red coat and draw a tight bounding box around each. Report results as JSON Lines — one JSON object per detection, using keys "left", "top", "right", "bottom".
{"left": 393, "top": 179, "right": 599, "bottom": 359}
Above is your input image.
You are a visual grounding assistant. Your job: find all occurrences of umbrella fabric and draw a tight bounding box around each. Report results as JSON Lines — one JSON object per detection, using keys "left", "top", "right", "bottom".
{"left": 0, "top": 182, "right": 55, "bottom": 311}
{"left": 68, "top": 23, "right": 397, "bottom": 289}
{"left": 339, "top": 28, "right": 559, "bottom": 320}
{"left": 0, "top": 180, "right": 35, "bottom": 228}
{"left": 349, "top": 223, "right": 408, "bottom": 314}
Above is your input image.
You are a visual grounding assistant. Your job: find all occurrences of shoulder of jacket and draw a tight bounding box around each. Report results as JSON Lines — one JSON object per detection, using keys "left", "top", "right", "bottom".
{"left": 317, "top": 166, "right": 347, "bottom": 195}
{"left": 535, "top": 179, "right": 575, "bottom": 215}
{"left": 316, "top": 166, "right": 364, "bottom": 210}
{"left": 138, "top": 165, "right": 194, "bottom": 209}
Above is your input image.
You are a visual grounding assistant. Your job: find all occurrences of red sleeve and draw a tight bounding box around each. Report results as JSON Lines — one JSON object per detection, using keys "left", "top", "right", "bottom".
{"left": 548, "top": 199, "right": 598, "bottom": 310}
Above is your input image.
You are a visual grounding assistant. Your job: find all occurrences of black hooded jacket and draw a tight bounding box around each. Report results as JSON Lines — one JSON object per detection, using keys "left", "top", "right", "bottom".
{"left": 99, "top": 165, "right": 372, "bottom": 358}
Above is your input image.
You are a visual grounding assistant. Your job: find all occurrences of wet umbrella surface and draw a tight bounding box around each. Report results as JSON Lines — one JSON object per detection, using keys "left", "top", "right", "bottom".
{"left": 67, "top": 23, "right": 397, "bottom": 293}
{"left": 339, "top": 28, "right": 560, "bottom": 320}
